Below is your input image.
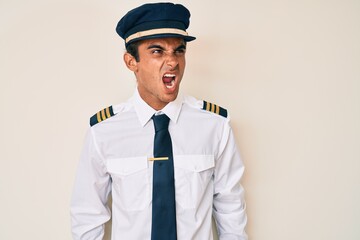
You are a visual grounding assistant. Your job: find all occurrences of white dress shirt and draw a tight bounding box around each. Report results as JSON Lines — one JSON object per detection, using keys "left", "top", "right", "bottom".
{"left": 71, "top": 90, "right": 247, "bottom": 240}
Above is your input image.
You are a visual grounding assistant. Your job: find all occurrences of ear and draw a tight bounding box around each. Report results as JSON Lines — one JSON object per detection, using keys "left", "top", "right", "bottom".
{"left": 123, "top": 52, "right": 138, "bottom": 72}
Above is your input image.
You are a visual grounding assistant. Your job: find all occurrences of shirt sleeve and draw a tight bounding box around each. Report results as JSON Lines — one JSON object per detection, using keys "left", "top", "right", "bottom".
{"left": 213, "top": 118, "right": 248, "bottom": 240}
{"left": 70, "top": 128, "right": 112, "bottom": 240}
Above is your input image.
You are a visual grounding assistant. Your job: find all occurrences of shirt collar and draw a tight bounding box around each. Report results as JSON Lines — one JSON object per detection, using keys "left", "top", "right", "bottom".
{"left": 132, "top": 89, "right": 184, "bottom": 127}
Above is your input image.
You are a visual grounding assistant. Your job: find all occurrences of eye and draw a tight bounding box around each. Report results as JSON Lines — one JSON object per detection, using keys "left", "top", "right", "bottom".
{"left": 175, "top": 48, "right": 186, "bottom": 55}
{"left": 151, "top": 49, "right": 163, "bottom": 54}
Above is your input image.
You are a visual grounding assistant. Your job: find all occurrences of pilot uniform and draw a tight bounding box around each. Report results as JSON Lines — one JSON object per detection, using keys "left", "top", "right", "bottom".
{"left": 71, "top": 90, "right": 247, "bottom": 239}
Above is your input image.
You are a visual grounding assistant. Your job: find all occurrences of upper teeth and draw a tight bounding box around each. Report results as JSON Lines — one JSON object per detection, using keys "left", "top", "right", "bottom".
{"left": 164, "top": 74, "right": 175, "bottom": 77}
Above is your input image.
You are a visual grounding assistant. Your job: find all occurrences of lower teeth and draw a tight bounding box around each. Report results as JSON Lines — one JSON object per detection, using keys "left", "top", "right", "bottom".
{"left": 166, "top": 80, "right": 175, "bottom": 89}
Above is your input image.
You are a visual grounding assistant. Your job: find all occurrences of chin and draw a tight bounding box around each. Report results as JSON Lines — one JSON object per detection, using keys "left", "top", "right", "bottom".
{"left": 163, "top": 93, "right": 178, "bottom": 103}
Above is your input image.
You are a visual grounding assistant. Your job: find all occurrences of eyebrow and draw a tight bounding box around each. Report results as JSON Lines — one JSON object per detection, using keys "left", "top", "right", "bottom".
{"left": 147, "top": 44, "right": 187, "bottom": 51}
{"left": 147, "top": 44, "right": 164, "bottom": 50}
{"left": 175, "top": 44, "right": 186, "bottom": 51}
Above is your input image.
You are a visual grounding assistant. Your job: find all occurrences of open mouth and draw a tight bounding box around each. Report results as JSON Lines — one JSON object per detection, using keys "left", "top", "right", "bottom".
{"left": 162, "top": 73, "right": 176, "bottom": 89}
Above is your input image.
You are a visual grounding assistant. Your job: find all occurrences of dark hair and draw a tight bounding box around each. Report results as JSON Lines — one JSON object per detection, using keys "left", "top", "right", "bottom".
{"left": 126, "top": 41, "right": 141, "bottom": 62}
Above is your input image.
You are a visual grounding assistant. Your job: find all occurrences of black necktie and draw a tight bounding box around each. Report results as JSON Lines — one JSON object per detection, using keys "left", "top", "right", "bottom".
{"left": 151, "top": 114, "right": 177, "bottom": 240}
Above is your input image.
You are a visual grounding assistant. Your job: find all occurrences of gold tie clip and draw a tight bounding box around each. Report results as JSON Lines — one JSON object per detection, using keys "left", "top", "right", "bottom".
{"left": 148, "top": 157, "right": 169, "bottom": 161}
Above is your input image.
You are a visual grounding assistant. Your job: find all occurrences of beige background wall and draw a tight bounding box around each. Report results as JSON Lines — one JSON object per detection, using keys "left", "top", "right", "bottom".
{"left": 1, "top": 0, "right": 359, "bottom": 239}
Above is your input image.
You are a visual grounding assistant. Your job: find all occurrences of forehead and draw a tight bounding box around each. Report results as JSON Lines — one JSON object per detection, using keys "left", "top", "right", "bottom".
{"left": 138, "top": 37, "right": 186, "bottom": 49}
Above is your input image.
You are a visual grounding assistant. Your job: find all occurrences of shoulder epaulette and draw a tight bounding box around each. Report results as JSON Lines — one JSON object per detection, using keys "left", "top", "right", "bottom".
{"left": 90, "top": 106, "right": 115, "bottom": 127}
{"left": 202, "top": 100, "right": 228, "bottom": 118}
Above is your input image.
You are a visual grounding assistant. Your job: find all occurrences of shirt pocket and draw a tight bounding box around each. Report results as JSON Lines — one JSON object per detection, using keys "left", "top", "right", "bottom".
{"left": 173, "top": 155, "right": 215, "bottom": 209}
{"left": 106, "top": 156, "right": 150, "bottom": 211}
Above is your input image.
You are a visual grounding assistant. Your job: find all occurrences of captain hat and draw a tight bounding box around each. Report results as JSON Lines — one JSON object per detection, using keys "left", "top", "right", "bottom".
{"left": 116, "top": 2, "right": 196, "bottom": 46}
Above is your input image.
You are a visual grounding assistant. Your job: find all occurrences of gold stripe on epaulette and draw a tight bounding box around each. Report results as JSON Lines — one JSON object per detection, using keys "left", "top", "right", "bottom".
{"left": 215, "top": 104, "right": 220, "bottom": 115}
{"left": 211, "top": 103, "right": 215, "bottom": 112}
{"left": 101, "top": 109, "right": 106, "bottom": 121}
{"left": 206, "top": 102, "right": 210, "bottom": 111}
{"left": 105, "top": 107, "right": 111, "bottom": 118}
{"left": 96, "top": 111, "right": 102, "bottom": 123}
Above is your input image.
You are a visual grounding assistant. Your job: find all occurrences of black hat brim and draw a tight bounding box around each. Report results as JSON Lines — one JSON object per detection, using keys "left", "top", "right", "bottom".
{"left": 126, "top": 33, "right": 196, "bottom": 46}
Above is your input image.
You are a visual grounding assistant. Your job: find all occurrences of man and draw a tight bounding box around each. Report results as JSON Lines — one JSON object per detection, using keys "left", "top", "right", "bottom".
{"left": 71, "top": 2, "right": 247, "bottom": 240}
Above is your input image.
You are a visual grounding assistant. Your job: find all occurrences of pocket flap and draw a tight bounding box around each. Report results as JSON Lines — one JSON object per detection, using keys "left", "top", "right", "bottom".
{"left": 174, "top": 155, "right": 214, "bottom": 172}
{"left": 106, "top": 156, "right": 148, "bottom": 176}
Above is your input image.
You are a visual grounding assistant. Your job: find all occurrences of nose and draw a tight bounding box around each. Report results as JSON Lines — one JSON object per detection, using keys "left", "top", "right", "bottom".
{"left": 165, "top": 52, "right": 178, "bottom": 69}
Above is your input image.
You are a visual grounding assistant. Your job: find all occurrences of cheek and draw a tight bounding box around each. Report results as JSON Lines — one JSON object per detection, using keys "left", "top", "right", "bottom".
{"left": 179, "top": 59, "right": 186, "bottom": 75}
{"left": 137, "top": 62, "right": 155, "bottom": 78}
{"left": 142, "top": 60, "right": 163, "bottom": 75}
{"left": 179, "top": 56, "right": 186, "bottom": 67}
